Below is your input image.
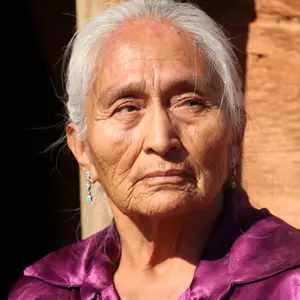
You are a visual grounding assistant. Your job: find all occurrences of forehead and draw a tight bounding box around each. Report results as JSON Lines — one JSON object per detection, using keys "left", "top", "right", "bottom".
{"left": 107, "top": 19, "right": 196, "bottom": 57}
{"left": 94, "top": 18, "right": 210, "bottom": 92}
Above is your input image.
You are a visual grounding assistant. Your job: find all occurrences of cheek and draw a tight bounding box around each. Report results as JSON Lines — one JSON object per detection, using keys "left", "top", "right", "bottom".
{"left": 184, "top": 118, "right": 231, "bottom": 182}
{"left": 88, "top": 123, "right": 141, "bottom": 185}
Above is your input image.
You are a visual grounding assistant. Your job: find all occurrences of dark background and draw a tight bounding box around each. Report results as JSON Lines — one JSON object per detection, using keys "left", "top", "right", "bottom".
{"left": 4, "top": 0, "right": 255, "bottom": 298}
{"left": 4, "top": 0, "right": 79, "bottom": 298}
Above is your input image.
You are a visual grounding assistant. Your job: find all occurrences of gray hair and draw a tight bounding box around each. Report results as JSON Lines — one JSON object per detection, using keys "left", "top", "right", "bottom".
{"left": 65, "top": 0, "right": 244, "bottom": 140}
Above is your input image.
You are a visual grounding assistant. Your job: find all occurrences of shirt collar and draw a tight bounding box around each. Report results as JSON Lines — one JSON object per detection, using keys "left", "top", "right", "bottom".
{"left": 24, "top": 189, "right": 300, "bottom": 299}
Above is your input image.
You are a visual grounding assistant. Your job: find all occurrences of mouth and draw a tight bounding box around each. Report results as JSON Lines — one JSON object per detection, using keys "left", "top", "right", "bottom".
{"left": 139, "top": 169, "right": 195, "bottom": 185}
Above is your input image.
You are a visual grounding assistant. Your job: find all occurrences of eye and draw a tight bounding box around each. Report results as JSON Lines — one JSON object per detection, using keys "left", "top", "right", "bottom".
{"left": 114, "top": 105, "right": 139, "bottom": 114}
{"left": 182, "top": 98, "right": 206, "bottom": 109}
{"left": 185, "top": 99, "right": 203, "bottom": 107}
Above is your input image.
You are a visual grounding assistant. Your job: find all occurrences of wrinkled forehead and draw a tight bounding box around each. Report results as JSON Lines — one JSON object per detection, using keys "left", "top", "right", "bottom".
{"left": 92, "top": 18, "right": 220, "bottom": 95}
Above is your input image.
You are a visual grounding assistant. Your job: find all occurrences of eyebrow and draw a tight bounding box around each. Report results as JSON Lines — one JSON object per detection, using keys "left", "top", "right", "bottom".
{"left": 163, "top": 77, "right": 206, "bottom": 97}
{"left": 97, "top": 75, "right": 217, "bottom": 106}
{"left": 99, "top": 81, "right": 147, "bottom": 103}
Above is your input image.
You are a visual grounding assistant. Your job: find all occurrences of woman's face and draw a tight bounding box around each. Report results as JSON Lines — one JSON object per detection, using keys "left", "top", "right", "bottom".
{"left": 80, "top": 19, "right": 233, "bottom": 216}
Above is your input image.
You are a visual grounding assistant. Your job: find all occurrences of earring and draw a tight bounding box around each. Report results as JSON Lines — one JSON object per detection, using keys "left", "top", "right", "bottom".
{"left": 86, "top": 171, "right": 93, "bottom": 203}
{"left": 231, "top": 157, "right": 237, "bottom": 189}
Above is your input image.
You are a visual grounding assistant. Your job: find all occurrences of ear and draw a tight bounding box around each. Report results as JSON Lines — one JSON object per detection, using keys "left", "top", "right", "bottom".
{"left": 66, "top": 123, "right": 98, "bottom": 184}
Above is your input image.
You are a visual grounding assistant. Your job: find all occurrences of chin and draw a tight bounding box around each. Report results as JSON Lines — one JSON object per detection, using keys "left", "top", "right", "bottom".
{"left": 124, "top": 189, "right": 203, "bottom": 217}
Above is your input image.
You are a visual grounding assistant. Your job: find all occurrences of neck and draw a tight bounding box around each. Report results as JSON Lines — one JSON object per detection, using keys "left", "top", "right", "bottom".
{"left": 111, "top": 194, "right": 223, "bottom": 273}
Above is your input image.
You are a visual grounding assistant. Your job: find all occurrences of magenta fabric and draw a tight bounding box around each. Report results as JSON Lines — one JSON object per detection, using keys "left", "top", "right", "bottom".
{"left": 9, "top": 190, "right": 300, "bottom": 299}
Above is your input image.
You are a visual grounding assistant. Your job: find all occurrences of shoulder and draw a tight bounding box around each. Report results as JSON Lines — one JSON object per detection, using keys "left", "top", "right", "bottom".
{"left": 8, "top": 276, "right": 76, "bottom": 300}
{"left": 232, "top": 267, "right": 300, "bottom": 299}
{"left": 230, "top": 193, "right": 300, "bottom": 281}
{"left": 9, "top": 224, "right": 119, "bottom": 298}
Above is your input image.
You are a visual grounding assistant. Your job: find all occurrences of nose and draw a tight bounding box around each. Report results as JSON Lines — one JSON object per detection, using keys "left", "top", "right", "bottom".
{"left": 143, "top": 106, "right": 181, "bottom": 156}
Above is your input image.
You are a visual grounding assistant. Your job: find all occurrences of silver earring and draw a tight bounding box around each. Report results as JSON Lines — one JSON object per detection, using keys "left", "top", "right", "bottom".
{"left": 86, "top": 171, "right": 93, "bottom": 203}
{"left": 231, "top": 157, "right": 237, "bottom": 189}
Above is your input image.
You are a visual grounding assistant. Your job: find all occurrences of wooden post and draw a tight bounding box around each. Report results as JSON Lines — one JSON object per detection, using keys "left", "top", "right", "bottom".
{"left": 76, "top": 0, "right": 120, "bottom": 28}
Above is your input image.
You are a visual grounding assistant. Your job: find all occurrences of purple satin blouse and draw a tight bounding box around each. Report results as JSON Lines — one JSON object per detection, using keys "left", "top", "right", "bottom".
{"left": 9, "top": 190, "right": 300, "bottom": 299}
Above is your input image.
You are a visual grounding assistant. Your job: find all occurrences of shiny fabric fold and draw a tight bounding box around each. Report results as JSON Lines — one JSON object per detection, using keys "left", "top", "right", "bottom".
{"left": 9, "top": 190, "right": 300, "bottom": 299}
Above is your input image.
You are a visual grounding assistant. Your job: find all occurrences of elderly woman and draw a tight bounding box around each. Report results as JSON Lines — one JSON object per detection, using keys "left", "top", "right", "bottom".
{"left": 10, "top": 0, "right": 300, "bottom": 299}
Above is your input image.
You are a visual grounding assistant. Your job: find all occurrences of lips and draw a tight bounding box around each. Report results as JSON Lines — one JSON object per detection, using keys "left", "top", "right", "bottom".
{"left": 139, "top": 169, "right": 195, "bottom": 184}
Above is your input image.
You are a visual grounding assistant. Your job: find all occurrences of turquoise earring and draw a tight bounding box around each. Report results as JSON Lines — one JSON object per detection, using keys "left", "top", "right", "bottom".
{"left": 231, "top": 157, "right": 236, "bottom": 189}
{"left": 86, "top": 171, "right": 93, "bottom": 203}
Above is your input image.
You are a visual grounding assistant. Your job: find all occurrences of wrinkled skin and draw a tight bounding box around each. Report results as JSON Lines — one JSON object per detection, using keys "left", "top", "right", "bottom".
{"left": 68, "top": 19, "right": 235, "bottom": 217}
